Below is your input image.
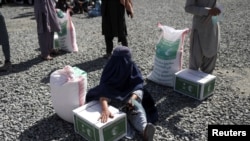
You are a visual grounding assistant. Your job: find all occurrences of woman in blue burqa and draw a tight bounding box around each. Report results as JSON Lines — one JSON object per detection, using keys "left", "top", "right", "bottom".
{"left": 86, "top": 46, "right": 158, "bottom": 141}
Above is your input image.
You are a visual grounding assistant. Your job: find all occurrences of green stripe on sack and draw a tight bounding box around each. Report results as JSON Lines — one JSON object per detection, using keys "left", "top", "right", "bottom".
{"left": 156, "top": 38, "right": 180, "bottom": 60}
{"left": 73, "top": 67, "right": 87, "bottom": 77}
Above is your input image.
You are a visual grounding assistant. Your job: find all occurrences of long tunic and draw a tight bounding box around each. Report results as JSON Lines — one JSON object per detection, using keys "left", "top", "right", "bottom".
{"left": 101, "top": 0, "right": 127, "bottom": 38}
{"left": 34, "top": 0, "right": 60, "bottom": 34}
{"left": 34, "top": 0, "right": 60, "bottom": 57}
{"left": 185, "top": 0, "right": 220, "bottom": 58}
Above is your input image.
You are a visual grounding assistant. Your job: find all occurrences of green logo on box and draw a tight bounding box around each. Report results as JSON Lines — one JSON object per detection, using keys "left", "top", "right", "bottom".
{"left": 175, "top": 77, "right": 200, "bottom": 98}
{"left": 103, "top": 118, "right": 126, "bottom": 141}
{"left": 203, "top": 79, "right": 215, "bottom": 97}
{"left": 74, "top": 115, "right": 100, "bottom": 141}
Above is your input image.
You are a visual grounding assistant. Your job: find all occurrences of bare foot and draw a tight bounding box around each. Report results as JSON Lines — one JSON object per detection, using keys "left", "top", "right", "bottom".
{"left": 41, "top": 55, "right": 53, "bottom": 61}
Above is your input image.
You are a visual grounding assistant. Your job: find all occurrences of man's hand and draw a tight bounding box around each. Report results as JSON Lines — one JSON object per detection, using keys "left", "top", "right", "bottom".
{"left": 208, "top": 7, "right": 221, "bottom": 16}
{"left": 127, "top": 10, "right": 133, "bottom": 18}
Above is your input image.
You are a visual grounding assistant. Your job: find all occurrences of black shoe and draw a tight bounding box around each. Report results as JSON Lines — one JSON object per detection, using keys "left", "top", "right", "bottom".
{"left": 0, "top": 62, "right": 12, "bottom": 72}
{"left": 103, "top": 53, "right": 111, "bottom": 59}
{"left": 143, "top": 123, "right": 155, "bottom": 141}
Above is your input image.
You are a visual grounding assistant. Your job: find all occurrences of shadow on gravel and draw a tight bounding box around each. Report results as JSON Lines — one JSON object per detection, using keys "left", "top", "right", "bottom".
{"left": 18, "top": 114, "right": 83, "bottom": 141}
{"left": 144, "top": 81, "right": 202, "bottom": 139}
{"left": 4, "top": 4, "right": 36, "bottom": 20}
{"left": 0, "top": 56, "right": 43, "bottom": 76}
{"left": 74, "top": 57, "right": 107, "bottom": 73}
{"left": 12, "top": 11, "right": 34, "bottom": 20}
{"left": 3, "top": 3, "right": 33, "bottom": 8}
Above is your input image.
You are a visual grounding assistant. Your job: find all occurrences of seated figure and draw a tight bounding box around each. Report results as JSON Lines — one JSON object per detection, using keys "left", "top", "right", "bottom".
{"left": 73, "top": 0, "right": 89, "bottom": 14}
{"left": 88, "top": 0, "right": 101, "bottom": 17}
{"left": 86, "top": 46, "right": 158, "bottom": 141}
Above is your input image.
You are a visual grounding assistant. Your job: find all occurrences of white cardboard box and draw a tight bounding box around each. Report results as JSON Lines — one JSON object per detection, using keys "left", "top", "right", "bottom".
{"left": 174, "top": 69, "right": 216, "bottom": 100}
{"left": 73, "top": 101, "right": 127, "bottom": 141}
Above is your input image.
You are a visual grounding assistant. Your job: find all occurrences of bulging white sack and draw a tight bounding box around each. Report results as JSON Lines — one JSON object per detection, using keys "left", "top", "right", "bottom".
{"left": 147, "top": 24, "right": 189, "bottom": 87}
{"left": 50, "top": 65, "right": 87, "bottom": 123}
{"left": 56, "top": 9, "right": 78, "bottom": 52}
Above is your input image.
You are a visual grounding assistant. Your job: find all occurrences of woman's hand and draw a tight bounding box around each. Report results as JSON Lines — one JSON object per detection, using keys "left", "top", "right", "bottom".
{"left": 99, "top": 97, "right": 114, "bottom": 123}
{"left": 99, "top": 108, "right": 114, "bottom": 123}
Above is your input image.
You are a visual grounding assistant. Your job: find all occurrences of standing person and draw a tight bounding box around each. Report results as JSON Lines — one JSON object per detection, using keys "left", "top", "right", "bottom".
{"left": 73, "top": 0, "right": 89, "bottom": 14}
{"left": 101, "top": 0, "right": 133, "bottom": 59}
{"left": 86, "top": 46, "right": 157, "bottom": 141}
{"left": 0, "top": 11, "right": 11, "bottom": 72}
{"left": 185, "top": 0, "right": 221, "bottom": 74}
{"left": 34, "top": 0, "right": 61, "bottom": 60}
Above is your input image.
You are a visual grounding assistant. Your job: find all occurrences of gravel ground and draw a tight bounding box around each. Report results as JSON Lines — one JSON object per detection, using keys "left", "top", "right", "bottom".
{"left": 0, "top": 0, "right": 250, "bottom": 141}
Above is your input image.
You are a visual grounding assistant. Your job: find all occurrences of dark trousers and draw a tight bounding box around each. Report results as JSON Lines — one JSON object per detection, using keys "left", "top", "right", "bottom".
{"left": 0, "top": 12, "right": 10, "bottom": 62}
{"left": 73, "top": 0, "right": 89, "bottom": 13}
{"left": 38, "top": 32, "right": 54, "bottom": 57}
{"left": 104, "top": 35, "right": 128, "bottom": 54}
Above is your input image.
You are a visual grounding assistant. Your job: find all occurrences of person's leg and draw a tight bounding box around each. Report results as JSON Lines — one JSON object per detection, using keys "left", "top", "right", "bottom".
{"left": 78, "top": 0, "right": 84, "bottom": 13}
{"left": 127, "top": 100, "right": 155, "bottom": 141}
{"left": 0, "top": 12, "right": 11, "bottom": 63}
{"left": 82, "top": 0, "right": 89, "bottom": 13}
{"left": 48, "top": 32, "right": 54, "bottom": 52}
{"left": 0, "top": 14, "right": 11, "bottom": 71}
{"left": 72, "top": 0, "right": 80, "bottom": 13}
{"left": 38, "top": 32, "right": 52, "bottom": 60}
{"left": 118, "top": 35, "right": 128, "bottom": 47}
{"left": 104, "top": 35, "right": 113, "bottom": 57}
{"left": 127, "top": 101, "right": 147, "bottom": 134}
{"left": 200, "top": 54, "right": 217, "bottom": 74}
{"left": 189, "top": 30, "right": 203, "bottom": 71}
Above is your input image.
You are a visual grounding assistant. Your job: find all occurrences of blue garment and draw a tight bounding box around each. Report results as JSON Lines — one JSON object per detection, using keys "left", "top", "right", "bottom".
{"left": 86, "top": 46, "right": 158, "bottom": 125}
{"left": 86, "top": 46, "right": 144, "bottom": 103}
{"left": 86, "top": 46, "right": 159, "bottom": 139}
{"left": 88, "top": 0, "right": 101, "bottom": 17}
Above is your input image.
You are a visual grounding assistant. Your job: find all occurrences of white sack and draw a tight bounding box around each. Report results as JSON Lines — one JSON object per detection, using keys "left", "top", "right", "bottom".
{"left": 147, "top": 24, "right": 189, "bottom": 87}
{"left": 50, "top": 66, "right": 87, "bottom": 123}
{"left": 56, "top": 9, "right": 78, "bottom": 52}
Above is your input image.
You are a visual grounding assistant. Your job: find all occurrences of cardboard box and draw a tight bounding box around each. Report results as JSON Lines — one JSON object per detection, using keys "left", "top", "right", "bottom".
{"left": 174, "top": 69, "right": 216, "bottom": 100}
{"left": 73, "top": 101, "right": 127, "bottom": 141}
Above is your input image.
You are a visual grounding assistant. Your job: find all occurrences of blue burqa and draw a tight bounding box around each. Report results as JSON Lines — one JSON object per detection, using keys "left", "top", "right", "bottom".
{"left": 86, "top": 46, "right": 159, "bottom": 124}
{"left": 86, "top": 46, "right": 144, "bottom": 102}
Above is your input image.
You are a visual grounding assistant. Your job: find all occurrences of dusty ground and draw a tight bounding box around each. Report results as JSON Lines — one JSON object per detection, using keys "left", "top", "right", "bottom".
{"left": 0, "top": 0, "right": 249, "bottom": 141}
